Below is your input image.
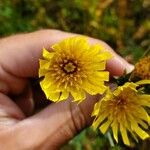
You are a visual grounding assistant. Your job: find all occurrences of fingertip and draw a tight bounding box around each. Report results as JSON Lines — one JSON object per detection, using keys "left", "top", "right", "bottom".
{"left": 107, "top": 56, "right": 134, "bottom": 76}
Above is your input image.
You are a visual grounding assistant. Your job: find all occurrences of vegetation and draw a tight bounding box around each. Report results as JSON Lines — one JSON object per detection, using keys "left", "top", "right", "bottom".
{"left": 0, "top": 0, "right": 150, "bottom": 149}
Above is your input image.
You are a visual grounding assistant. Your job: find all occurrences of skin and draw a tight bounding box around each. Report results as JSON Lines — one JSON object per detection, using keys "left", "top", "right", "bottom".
{"left": 0, "top": 30, "right": 133, "bottom": 150}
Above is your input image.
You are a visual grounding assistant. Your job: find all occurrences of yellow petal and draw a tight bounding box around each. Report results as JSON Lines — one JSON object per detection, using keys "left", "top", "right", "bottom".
{"left": 138, "top": 95, "right": 150, "bottom": 107}
{"left": 52, "top": 44, "right": 61, "bottom": 51}
{"left": 111, "top": 120, "right": 119, "bottom": 143}
{"left": 113, "top": 87, "right": 122, "bottom": 96}
{"left": 122, "top": 82, "right": 137, "bottom": 91}
{"left": 133, "top": 107, "right": 150, "bottom": 124}
{"left": 89, "top": 80, "right": 106, "bottom": 88}
{"left": 43, "top": 48, "right": 54, "bottom": 60}
{"left": 120, "top": 124, "right": 130, "bottom": 146}
{"left": 40, "top": 74, "right": 53, "bottom": 89}
{"left": 39, "top": 59, "right": 50, "bottom": 69}
{"left": 70, "top": 89, "right": 86, "bottom": 102}
{"left": 39, "top": 59, "right": 50, "bottom": 77}
{"left": 95, "top": 61, "right": 106, "bottom": 70}
{"left": 59, "top": 36, "right": 88, "bottom": 54}
{"left": 41, "top": 87, "right": 54, "bottom": 99}
{"left": 58, "top": 91, "right": 69, "bottom": 101}
{"left": 91, "top": 101, "right": 101, "bottom": 116}
{"left": 92, "top": 111, "right": 109, "bottom": 129}
{"left": 39, "top": 69, "right": 48, "bottom": 77}
{"left": 96, "top": 52, "right": 112, "bottom": 61}
{"left": 99, "top": 119, "right": 112, "bottom": 134}
{"left": 89, "top": 44, "right": 101, "bottom": 55}
{"left": 128, "top": 113, "right": 149, "bottom": 140}
{"left": 131, "top": 122, "right": 149, "bottom": 140}
{"left": 136, "top": 80, "right": 150, "bottom": 85}
{"left": 87, "top": 81, "right": 108, "bottom": 94}
{"left": 82, "top": 81, "right": 106, "bottom": 95}
{"left": 48, "top": 92, "right": 61, "bottom": 102}
{"left": 127, "top": 127, "right": 139, "bottom": 143}
{"left": 137, "top": 119, "right": 148, "bottom": 129}
{"left": 94, "top": 71, "right": 109, "bottom": 81}
{"left": 87, "top": 61, "right": 106, "bottom": 71}
{"left": 73, "top": 37, "right": 89, "bottom": 51}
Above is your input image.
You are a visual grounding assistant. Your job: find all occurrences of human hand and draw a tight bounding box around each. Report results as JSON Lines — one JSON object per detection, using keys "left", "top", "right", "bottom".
{"left": 0, "top": 30, "right": 133, "bottom": 150}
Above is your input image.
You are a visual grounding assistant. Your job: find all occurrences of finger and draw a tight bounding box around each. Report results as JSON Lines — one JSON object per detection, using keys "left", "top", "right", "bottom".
{"left": 13, "top": 85, "right": 34, "bottom": 116}
{"left": 0, "top": 29, "right": 133, "bottom": 78}
{"left": 0, "top": 94, "right": 99, "bottom": 149}
{"left": 0, "top": 93, "right": 25, "bottom": 131}
{"left": 0, "top": 30, "right": 133, "bottom": 95}
{"left": 89, "top": 39, "right": 134, "bottom": 75}
{"left": 0, "top": 30, "right": 75, "bottom": 79}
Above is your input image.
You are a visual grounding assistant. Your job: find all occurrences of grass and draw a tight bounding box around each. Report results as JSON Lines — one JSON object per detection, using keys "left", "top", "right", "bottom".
{"left": 0, "top": 0, "right": 150, "bottom": 149}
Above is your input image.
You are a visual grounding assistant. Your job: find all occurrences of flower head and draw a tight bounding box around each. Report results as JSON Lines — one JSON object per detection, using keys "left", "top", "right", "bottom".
{"left": 92, "top": 81, "right": 150, "bottom": 146}
{"left": 39, "top": 36, "right": 111, "bottom": 102}
{"left": 132, "top": 56, "right": 150, "bottom": 80}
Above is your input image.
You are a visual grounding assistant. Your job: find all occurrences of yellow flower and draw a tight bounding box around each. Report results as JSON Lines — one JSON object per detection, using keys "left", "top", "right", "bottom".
{"left": 39, "top": 36, "right": 112, "bottom": 102}
{"left": 132, "top": 56, "right": 150, "bottom": 80}
{"left": 92, "top": 80, "right": 150, "bottom": 146}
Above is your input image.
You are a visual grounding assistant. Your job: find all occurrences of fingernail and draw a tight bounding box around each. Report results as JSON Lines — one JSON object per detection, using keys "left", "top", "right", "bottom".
{"left": 114, "top": 56, "right": 134, "bottom": 73}
{"left": 126, "top": 63, "right": 134, "bottom": 73}
{"left": 107, "top": 56, "right": 134, "bottom": 76}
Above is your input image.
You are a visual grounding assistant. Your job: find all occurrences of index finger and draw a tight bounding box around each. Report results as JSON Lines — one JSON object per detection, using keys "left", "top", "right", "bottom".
{"left": 0, "top": 30, "right": 133, "bottom": 78}
{"left": 0, "top": 30, "right": 134, "bottom": 96}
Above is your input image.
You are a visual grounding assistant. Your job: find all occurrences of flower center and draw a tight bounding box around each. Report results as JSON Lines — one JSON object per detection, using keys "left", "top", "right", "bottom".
{"left": 63, "top": 61, "right": 77, "bottom": 74}
{"left": 116, "top": 97, "right": 127, "bottom": 106}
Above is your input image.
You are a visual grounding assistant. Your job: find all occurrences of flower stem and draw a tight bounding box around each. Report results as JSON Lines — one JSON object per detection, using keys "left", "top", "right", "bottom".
{"left": 107, "top": 132, "right": 115, "bottom": 147}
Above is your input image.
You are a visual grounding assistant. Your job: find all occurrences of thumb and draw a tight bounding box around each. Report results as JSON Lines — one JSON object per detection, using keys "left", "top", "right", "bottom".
{"left": 0, "top": 95, "right": 99, "bottom": 150}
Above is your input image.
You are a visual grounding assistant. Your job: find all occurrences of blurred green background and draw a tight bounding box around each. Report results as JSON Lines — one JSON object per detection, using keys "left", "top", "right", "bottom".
{"left": 0, "top": 0, "right": 150, "bottom": 149}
